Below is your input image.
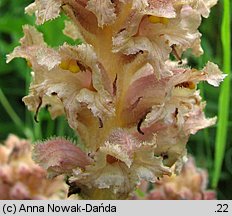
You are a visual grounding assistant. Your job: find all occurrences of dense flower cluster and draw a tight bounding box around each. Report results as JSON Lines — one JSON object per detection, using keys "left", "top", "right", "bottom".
{"left": 132, "top": 157, "right": 216, "bottom": 200}
{"left": 7, "top": 0, "right": 224, "bottom": 199}
{"left": 0, "top": 135, "right": 67, "bottom": 200}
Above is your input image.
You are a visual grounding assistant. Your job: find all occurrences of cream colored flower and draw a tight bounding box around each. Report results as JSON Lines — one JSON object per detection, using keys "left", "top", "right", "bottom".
{"left": 7, "top": 0, "right": 223, "bottom": 199}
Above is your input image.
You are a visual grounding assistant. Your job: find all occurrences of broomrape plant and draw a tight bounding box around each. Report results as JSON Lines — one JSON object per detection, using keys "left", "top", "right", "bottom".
{"left": 0, "top": 135, "right": 67, "bottom": 200}
{"left": 7, "top": 0, "right": 225, "bottom": 199}
{"left": 132, "top": 157, "right": 216, "bottom": 200}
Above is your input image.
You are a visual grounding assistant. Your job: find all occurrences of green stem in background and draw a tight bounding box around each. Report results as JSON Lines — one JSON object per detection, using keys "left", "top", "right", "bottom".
{"left": 46, "top": 119, "right": 55, "bottom": 137}
{"left": 57, "top": 116, "right": 65, "bottom": 137}
{"left": 212, "top": 0, "right": 231, "bottom": 188}
{"left": 0, "top": 88, "right": 33, "bottom": 139}
{"left": 199, "top": 83, "right": 212, "bottom": 168}
{"left": 198, "top": 55, "right": 212, "bottom": 166}
{"left": 33, "top": 122, "right": 42, "bottom": 140}
{"left": 32, "top": 111, "right": 42, "bottom": 140}
{"left": 0, "top": 88, "right": 23, "bottom": 128}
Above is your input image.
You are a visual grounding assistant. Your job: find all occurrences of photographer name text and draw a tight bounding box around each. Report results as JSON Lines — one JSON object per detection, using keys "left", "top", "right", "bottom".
{"left": 2, "top": 203, "right": 117, "bottom": 214}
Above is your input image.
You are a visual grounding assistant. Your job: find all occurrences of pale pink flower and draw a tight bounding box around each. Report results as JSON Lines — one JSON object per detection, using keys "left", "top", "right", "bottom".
{"left": 0, "top": 135, "right": 67, "bottom": 200}
{"left": 132, "top": 157, "right": 216, "bottom": 200}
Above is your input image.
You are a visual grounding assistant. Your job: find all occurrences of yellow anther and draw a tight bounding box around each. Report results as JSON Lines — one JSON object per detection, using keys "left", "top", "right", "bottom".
{"left": 59, "top": 59, "right": 80, "bottom": 73}
{"left": 59, "top": 60, "right": 70, "bottom": 70}
{"left": 188, "top": 82, "right": 196, "bottom": 90}
{"left": 148, "top": 16, "right": 169, "bottom": 25}
{"left": 68, "top": 59, "right": 80, "bottom": 73}
{"left": 148, "top": 16, "right": 161, "bottom": 24}
{"left": 160, "top": 17, "right": 169, "bottom": 25}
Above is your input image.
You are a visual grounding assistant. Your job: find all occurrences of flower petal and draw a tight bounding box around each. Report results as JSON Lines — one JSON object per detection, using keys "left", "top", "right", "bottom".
{"left": 26, "top": 0, "right": 62, "bottom": 25}
{"left": 63, "top": 20, "right": 84, "bottom": 41}
{"left": 6, "top": 25, "right": 45, "bottom": 63}
{"left": 86, "top": 0, "right": 117, "bottom": 27}
{"left": 202, "top": 62, "right": 226, "bottom": 87}
{"left": 34, "top": 138, "right": 92, "bottom": 178}
{"left": 146, "top": 0, "right": 176, "bottom": 18}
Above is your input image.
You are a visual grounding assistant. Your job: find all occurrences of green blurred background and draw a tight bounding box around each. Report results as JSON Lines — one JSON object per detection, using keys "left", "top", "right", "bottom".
{"left": 0, "top": 0, "right": 231, "bottom": 199}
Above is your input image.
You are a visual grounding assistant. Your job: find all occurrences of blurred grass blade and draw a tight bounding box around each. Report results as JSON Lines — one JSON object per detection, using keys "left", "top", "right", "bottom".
{"left": 212, "top": 0, "right": 231, "bottom": 188}
{"left": 57, "top": 117, "right": 65, "bottom": 136}
{"left": 0, "top": 88, "right": 23, "bottom": 128}
{"left": 0, "top": 88, "right": 33, "bottom": 139}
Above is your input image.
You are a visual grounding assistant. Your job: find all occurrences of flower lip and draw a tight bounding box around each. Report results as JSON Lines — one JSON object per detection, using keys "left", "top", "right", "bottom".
{"left": 33, "top": 137, "right": 92, "bottom": 178}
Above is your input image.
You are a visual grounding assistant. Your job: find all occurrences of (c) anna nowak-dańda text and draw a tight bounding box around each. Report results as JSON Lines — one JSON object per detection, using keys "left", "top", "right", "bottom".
{"left": 17, "top": 203, "right": 117, "bottom": 213}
